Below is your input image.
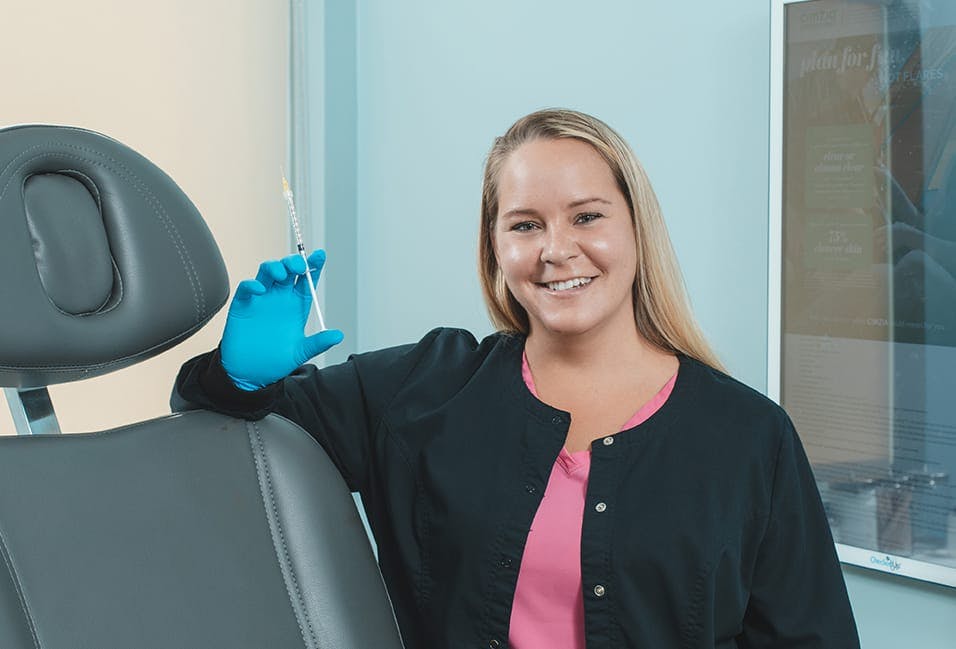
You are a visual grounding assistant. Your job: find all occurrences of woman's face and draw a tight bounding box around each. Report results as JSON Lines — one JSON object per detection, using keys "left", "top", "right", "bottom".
{"left": 493, "top": 138, "right": 638, "bottom": 340}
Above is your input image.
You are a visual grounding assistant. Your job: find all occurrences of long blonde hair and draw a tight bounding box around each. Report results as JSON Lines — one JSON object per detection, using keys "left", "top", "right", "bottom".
{"left": 478, "top": 108, "right": 724, "bottom": 372}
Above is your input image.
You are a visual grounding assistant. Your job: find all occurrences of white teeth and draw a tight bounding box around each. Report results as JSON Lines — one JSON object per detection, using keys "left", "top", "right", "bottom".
{"left": 546, "top": 277, "right": 592, "bottom": 292}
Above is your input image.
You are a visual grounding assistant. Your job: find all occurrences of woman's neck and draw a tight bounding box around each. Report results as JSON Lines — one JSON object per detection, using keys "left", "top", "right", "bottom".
{"left": 524, "top": 316, "right": 668, "bottom": 378}
{"left": 523, "top": 318, "right": 679, "bottom": 449}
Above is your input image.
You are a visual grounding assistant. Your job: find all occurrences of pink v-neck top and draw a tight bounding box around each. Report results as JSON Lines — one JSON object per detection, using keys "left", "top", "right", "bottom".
{"left": 509, "top": 353, "right": 677, "bottom": 649}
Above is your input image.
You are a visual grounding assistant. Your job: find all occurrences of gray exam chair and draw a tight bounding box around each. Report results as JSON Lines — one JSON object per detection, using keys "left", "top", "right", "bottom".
{"left": 0, "top": 125, "right": 403, "bottom": 649}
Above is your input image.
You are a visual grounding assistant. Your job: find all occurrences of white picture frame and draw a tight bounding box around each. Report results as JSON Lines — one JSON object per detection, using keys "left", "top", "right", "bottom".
{"left": 768, "top": 0, "right": 956, "bottom": 588}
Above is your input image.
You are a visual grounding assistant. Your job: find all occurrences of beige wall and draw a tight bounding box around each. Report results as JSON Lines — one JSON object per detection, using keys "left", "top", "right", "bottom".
{"left": 0, "top": 1, "right": 289, "bottom": 435}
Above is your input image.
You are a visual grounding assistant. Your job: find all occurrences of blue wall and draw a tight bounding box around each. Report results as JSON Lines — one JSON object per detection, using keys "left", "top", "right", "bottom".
{"left": 314, "top": 1, "right": 956, "bottom": 646}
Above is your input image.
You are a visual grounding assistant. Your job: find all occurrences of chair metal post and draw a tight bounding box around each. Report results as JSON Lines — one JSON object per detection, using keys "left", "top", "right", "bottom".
{"left": 4, "top": 387, "right": 61, "bottom": 435}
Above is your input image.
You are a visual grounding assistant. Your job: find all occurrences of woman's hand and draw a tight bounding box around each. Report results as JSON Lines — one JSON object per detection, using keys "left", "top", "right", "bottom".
{"left": 220, "top": 249, "right": 343, "bottom": 391}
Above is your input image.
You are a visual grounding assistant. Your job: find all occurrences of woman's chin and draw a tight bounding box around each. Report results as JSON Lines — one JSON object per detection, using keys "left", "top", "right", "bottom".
{"left": 529, "top": 317, "right": 597, "bottom": 340}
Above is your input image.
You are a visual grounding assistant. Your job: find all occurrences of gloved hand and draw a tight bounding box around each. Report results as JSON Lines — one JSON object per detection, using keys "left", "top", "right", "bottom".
{"left": 220, "top": 249, "right": 344, "bottom": 391}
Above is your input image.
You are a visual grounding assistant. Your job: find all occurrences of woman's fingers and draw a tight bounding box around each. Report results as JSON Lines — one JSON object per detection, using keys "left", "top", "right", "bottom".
{"left": 281, "top": 253, "right": 307, "bottom": 276}
{"left": 307, "top": 249, "right": 327, "bottom": 275}
{"left": 299, "top": 328, "right": 344, "bottom": 360}
{"left": 295, "top": 249, "right": 328, "bottom": 298}
{"left": 307, "top": 248, "right": 326, "bottom": 266}
{"left": 254, "top": 254, "right": 307, "bottom": 291}
{"left": 234, "top": 279, "right": 267, "bottom": 301}
{"left": 254, "top": 259, "right": 289, "bottom": 289}
{"left": 251, "top": 251, "right": 325, "bottom": 295}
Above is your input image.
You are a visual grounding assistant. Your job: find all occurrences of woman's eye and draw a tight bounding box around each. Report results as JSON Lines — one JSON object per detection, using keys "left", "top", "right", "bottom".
{"left": 575, "top": 212, "right": 603, "bottom": 224}
{"left": 511, "top": 221, "right": 538, "bottom": 232}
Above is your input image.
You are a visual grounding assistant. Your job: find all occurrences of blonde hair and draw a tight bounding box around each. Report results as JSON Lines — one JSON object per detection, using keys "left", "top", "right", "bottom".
{"left": 478, "top": 108, "right": 724, "bottom": 372}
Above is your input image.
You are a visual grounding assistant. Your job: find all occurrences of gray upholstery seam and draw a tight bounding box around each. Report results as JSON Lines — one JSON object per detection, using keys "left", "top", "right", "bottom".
{"left": 30, "top": 254, "right": 125, "bottom": 319}
{"left": 0, "top": 297, "right": 224, "bottom": 372}
{"left": 0, "top": 141, "right": 48, "bottom": 179}
{"left": 57, "top": 168, "right": 103, "bottom": 210}
{"left": 0, "top": 526, "right": 41, "bottom": 649}
{"left": 71, "top": 140, "right": 206, "bottom": 317}
{"left": 247, "top": 420, "right": 319, "bottom": 649}
{"left": 72, "top": 143, "right": 207, "bottom": 319}
{"left": 0, "top": 143, "right": 205, "bottom": 321}
{"left": 40, "top": 167, "right": 122, "bottom": 317}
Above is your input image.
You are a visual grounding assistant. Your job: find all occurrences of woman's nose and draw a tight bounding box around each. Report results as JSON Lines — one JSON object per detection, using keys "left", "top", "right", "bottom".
{"left": 540, "top": 225, "right": 578, "bottom": 264}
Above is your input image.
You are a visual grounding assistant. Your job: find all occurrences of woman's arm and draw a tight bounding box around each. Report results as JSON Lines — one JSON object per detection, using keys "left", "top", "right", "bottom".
{"left": 169, "top": 249, "right": 441, "bottom": 494}
{"left": 739, "top": 422, "right": 861, "bottom": 648}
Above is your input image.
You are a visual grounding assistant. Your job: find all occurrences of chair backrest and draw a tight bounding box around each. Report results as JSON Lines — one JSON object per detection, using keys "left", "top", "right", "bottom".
{"left": 0, "top": 125, "right": 404, "bottom": 648}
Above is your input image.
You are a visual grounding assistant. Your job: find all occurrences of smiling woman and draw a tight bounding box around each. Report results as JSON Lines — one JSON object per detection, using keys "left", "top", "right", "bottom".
{"left": 491, "top": 136, "right": 669, "bottom": 456}
{"left": 479, "top": 110, "right": 721, "bottom": 371}
{"left": 493, "top": 138, "right": 639, "bottom": 341}
{"left": 173, "top": 108, "right": 861, "bottom": 648}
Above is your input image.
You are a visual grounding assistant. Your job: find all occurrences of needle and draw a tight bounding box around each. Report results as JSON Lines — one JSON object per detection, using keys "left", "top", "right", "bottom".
{"left": 281, "top": 169, "right": 327, "bottom": 331}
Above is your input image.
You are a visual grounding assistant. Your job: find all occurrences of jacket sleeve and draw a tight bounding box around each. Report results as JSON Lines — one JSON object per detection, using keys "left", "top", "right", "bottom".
{"left": 739, "top": 420, "right": 861, "bottom": 648}
{"left": 171, "top": 328, "right": 447, "bottom": 493}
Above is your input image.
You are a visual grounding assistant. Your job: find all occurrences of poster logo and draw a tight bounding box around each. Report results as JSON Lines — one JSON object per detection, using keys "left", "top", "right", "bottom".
{"left": 869, "top": 555, "right": 902, "bottom": 572}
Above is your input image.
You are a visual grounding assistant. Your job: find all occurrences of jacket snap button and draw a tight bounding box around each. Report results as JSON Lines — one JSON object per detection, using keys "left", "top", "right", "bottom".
{"left": 602, "top": 436, "right": 615, "bottom": 446}
{"left": 489, "top": 640, "right": 501, "bottom": 648}
{"left": 594, "top": 584, "right": 606, "bottom": 597}
{"left": 595, "top": 502, "right": 607, "bottom": 512}
{"left": 524, "top": 484, "right": 536, "bottom": 494}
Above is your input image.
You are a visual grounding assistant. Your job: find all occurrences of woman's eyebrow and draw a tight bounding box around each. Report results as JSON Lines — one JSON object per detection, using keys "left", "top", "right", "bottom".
{"left": 567, "top": 197, "right": 611, "bottom": 209}
{"left": 500, "top": 207, "right": 540, "bottom": 220}
{"left": 501, "top": 197, "right": 612, "bottom": 220}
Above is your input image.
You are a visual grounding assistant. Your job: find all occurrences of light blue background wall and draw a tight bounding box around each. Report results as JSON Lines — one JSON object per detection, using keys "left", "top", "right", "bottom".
{"left": 350, "top": 1, "right": 770, "bottom": 391}
{"left": 310, "top": 1, "right": 956, "bottom": 646}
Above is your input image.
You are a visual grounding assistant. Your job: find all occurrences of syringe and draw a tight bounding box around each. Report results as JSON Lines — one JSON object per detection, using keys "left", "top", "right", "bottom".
{"left": 281, "top": 171, "right": 327, "bottom": 331}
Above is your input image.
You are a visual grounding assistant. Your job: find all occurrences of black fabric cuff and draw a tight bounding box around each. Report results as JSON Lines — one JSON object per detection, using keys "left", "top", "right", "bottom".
{"left": 172, "top": 346, "right": 282, "bottom": 421}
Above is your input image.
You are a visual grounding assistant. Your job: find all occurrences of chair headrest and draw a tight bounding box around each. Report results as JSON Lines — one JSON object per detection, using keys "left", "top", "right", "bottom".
{"left": 0, "top": 125, "right": 229, "bottom": 388}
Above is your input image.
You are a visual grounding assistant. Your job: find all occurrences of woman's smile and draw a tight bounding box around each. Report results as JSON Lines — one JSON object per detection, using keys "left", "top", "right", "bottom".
{"left": 537, "top": 276, "right": 595, "bottom": 294}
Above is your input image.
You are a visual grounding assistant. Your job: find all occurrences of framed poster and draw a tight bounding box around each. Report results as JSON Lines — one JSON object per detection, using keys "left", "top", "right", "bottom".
{"left": 769, "top": 0, "right": 956, "bottom": 587}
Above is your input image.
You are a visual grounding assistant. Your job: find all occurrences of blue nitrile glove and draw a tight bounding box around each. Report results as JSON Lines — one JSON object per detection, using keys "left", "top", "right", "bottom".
{"left": 220, "top": 249, "right": 344, "bottom": 391}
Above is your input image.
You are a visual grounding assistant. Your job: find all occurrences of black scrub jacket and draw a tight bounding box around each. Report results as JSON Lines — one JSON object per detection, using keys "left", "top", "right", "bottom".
{"left": 173, "top": 327, "right": 861, "bottom": 649}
